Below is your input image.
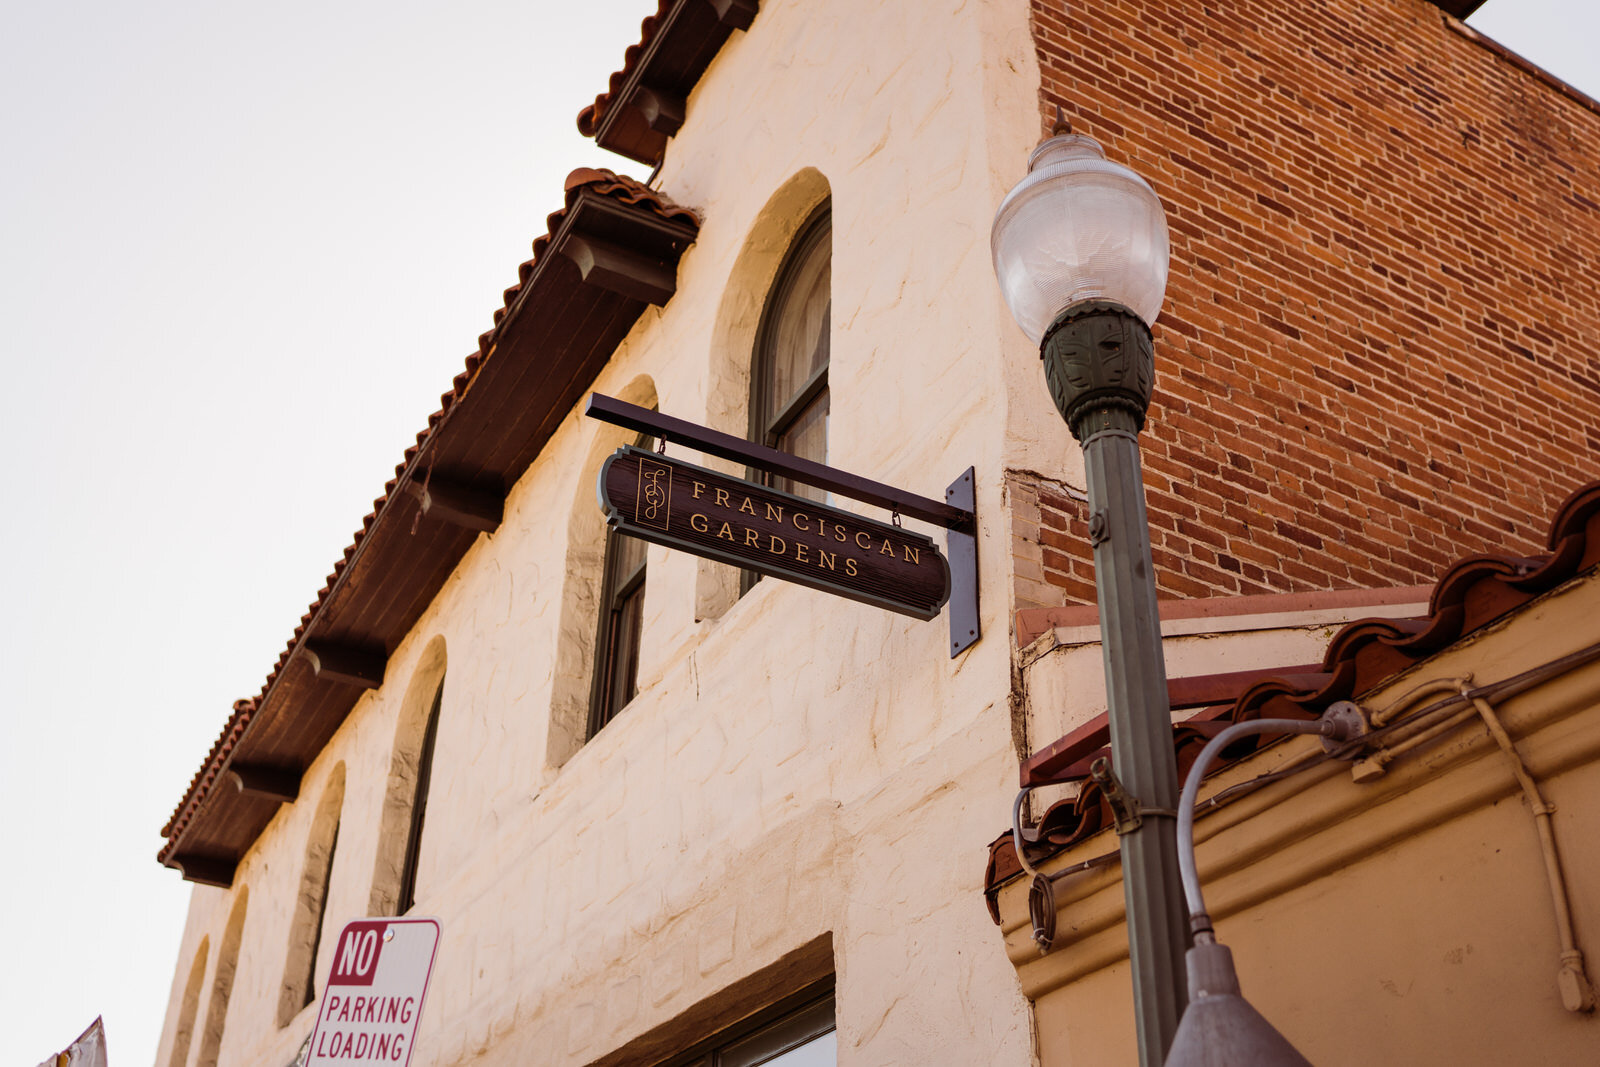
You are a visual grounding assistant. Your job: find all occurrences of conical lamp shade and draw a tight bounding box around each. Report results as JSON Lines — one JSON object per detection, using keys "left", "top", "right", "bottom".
{"left": 1165, "top": 942, "right": 1313, "bottom": 1067}
{"left": 1165, "top": 992, "right": 1314, "bottom": 1067}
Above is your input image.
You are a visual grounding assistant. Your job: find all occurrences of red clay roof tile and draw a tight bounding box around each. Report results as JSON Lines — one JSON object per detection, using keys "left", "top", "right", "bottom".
{"left": 575, "top": 1, "right": 758, "bottom": 164}
{"left": 576, "top": 1, "right": 675, "bottom": 139}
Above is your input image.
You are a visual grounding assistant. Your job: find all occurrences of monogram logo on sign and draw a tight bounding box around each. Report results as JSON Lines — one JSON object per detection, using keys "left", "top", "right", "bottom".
{"left": 636, "top": 458, "right": 671, "bottom": 531}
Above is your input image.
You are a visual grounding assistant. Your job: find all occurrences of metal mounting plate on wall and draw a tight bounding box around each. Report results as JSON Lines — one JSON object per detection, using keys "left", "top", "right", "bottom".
{"left": 947, "top": 467, "right": 980, "bottom": 657}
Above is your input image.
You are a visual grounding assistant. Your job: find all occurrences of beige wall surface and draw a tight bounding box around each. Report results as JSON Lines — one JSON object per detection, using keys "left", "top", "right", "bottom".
{"left": 154, "top": 2, "right": 1058, "bottom": 1065}
{"left": 1000, "top": 571, "right": 1600, "bottom": 1064}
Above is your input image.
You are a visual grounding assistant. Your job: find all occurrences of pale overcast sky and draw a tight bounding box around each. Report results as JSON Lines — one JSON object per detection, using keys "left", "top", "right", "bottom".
{"left": 0, "top": 2, "right": 1593, "bottom": 1063}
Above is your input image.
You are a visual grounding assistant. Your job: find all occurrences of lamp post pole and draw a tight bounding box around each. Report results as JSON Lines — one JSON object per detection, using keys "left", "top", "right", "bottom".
{"left": 991, "top": 119, "right": 1188, "bottom": 1064}
{"left": 1043, "top": 301, "right": 1188, "bottom": 1063}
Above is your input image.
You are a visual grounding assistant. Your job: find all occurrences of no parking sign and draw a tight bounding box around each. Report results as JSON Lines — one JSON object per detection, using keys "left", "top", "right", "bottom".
{"left": 305, "top": 917, "right": 440, "bottom": 1065}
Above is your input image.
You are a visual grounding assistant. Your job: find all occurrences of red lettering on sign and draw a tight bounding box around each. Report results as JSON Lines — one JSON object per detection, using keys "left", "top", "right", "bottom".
{"left": 308, "top": 918, "right": 439, "bottom": 1067}
{"left": 329, "top": 921, "right": 388, "bottom": 987}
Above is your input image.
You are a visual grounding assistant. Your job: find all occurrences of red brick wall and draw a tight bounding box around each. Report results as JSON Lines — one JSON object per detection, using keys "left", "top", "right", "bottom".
{"left": 1020, "top": 0, "right": 1600, "bottom": 610}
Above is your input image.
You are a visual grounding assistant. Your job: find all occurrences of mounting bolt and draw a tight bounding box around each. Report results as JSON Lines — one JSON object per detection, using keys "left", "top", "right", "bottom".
{"left": 1088, "top": 510, "right": 1109, "bottom": 546}
{"left": 1320, "top": 700, "right": 1370, "bottom": 755}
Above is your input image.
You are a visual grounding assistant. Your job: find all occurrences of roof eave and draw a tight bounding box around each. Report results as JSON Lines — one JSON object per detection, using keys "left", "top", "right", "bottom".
{"left": 160, "top": 176, "right": 699, "bottom": 883}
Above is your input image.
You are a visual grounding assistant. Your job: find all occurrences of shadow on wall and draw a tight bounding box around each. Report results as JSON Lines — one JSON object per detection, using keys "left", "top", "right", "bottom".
{"left": 196, "top": 888, "right": 247, "bottom": 1067}
{"left": 277, "top": 765, "right": 344, "bottom": 1028}
{"left": 166, "top": 934, "right": 209, "bottom": 1067}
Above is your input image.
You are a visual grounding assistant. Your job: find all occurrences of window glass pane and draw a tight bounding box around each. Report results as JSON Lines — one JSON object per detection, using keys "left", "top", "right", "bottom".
{"left": 761, "top": 252, "right": 830, "bottom": 438}
{"left": 589, "top": 525, "right": 648, "bottom": 737}
{"left": 748, "top": 1029, "right": 835, "bottom": 1067}
{"left": 774, "top": 391, "right": 829, "bottom": 502}
{"left": 614, "top": 530, "right": 647, "bottom": 580}
{"left": 716, "top": 994, "right": 835, "bottom": 1067}
{"left": 609, "top": 583, "right": 645, "bottom": 711}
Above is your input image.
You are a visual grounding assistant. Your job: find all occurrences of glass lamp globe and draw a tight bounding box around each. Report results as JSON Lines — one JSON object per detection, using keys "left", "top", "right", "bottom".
{"left": 991, "top": 129, "right": 1171, "bottom": 344}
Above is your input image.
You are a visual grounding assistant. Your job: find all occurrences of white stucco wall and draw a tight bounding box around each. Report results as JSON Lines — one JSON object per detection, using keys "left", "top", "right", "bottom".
{"left": 153, "top": 2, "right": 1054, "bottom": 1065}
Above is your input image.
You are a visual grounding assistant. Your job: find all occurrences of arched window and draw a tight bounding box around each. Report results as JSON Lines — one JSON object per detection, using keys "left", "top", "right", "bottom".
{"left": 369, "top": 637, "right": 446, "bottom": 916}
{"left": 396, "top": 676, "right": 443, "bottom": 915}
{"left": 589, "top": 475, "right": 649, "bottom": 738}
{"left": 167, "top": 935, "right": 208, "bottom": 1067}
{"left": 278, "top": 765, "right": 345, "bottom": 1026}
{"left": 743, "top": 204, "right": 831, "bottom": 596}
{"left": 750, "top": 203, "right": 832, "bottom": 497}
{"left": 549, "top": 381, "right": 658, "bottom": 765}
{"left": 196, "top": 889, "right": 248, "bottom": 1067}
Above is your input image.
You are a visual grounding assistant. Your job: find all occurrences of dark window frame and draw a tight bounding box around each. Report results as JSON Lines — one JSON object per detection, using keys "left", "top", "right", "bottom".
{"left": 396, "top": 678, "right": 444, "bottom": 915}
{"left": 588, "top": 456, "right": 651, "bottom": 738}
{"left": 657, "top": 984, "right": 836, "bottom": 1067}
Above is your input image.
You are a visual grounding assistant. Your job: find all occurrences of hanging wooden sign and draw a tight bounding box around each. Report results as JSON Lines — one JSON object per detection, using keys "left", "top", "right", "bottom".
{"left": 598, "top": 445, "right": 950, "bottom": 620}
{"left": 586, "top": 395, "right": 980, "bottom": 656}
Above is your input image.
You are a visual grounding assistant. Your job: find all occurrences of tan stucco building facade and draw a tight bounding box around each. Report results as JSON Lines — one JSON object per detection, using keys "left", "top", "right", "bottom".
{"left": 994, "top": 494, "right": 1600, "bottom": 1063}
{"left": 152, "top": 1, "right": 1600, "bottom": 1064}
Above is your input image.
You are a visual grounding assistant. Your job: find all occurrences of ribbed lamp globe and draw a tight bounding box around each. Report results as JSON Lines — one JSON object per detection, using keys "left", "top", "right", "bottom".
{"left": 991, "top": 131, "right": 1171, "bottom": 344}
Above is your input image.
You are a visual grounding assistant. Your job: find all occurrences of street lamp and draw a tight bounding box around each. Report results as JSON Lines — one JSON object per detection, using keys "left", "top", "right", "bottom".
{"left": 991, "top": 113, "right": 1187, "bottom": 1066}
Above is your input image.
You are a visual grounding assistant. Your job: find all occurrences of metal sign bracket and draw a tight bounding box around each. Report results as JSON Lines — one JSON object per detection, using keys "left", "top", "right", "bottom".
{"left": 946, "top": 467, "right": 981, "bottom": 658}
{"left": 1091, "top": 756, "right": 1177, "bottom": 834}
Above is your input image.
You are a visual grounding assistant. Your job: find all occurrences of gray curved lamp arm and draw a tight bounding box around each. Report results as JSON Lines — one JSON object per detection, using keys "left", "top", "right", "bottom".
{"left": 1176, "top": 718, "right": 1337, "bottom": 940}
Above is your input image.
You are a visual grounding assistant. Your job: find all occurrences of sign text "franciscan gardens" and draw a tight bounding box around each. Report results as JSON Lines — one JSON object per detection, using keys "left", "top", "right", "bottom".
{"left": 598, "top": 446, "right": 950, "bottom": 620}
